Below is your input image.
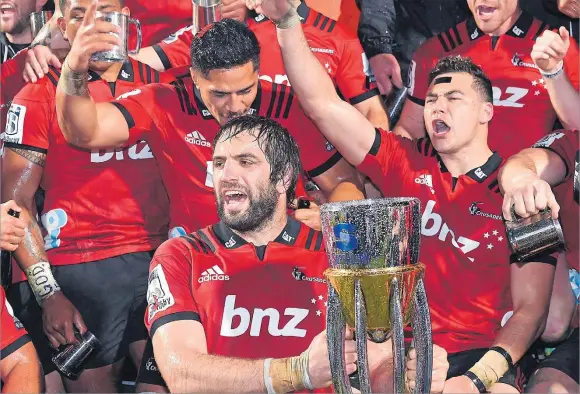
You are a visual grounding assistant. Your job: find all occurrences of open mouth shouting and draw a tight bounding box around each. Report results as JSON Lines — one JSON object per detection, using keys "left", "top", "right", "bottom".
{"left": 432, "top": 119, "right": 451, "bottom": 136}
{"left": 476, "top": 5, "right": 497, "bottom": 21}
{"left": 223, "top": 189, "right": 248, "bottom": 209}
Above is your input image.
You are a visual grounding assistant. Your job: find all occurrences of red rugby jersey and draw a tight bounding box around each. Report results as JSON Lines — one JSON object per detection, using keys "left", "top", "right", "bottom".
{"left": 1, "top": 49, "right": 28, "bottom": 132}
{"left": 407, "top": 13, "right": 579, "bottom": 159}
{"left": 2, "top": 59, "right": 171, "bottom": 267}
{"left": 111, "top": 77, "right": 341, "bottom": 236}
{"left": 145, "top": 219, "right": 328, "bottom": 364}
{"left": 533, "top": 130, "right": 579, "bottom": 271}
{"left": 152, "top": 2, "right": 379, "bottom": 104}
{"left": 1, "top": 287, "right": 30, "bottom": 360}
{"left": 358, "top": 129, "right": 513, "bottom": 354}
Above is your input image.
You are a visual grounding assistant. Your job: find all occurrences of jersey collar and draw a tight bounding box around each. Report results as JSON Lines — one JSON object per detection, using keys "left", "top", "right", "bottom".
{"left": 86, "top": 60, "right": 135, "bottom": 83}
{"left": 438, "top": 151, "right": 502, "bottom": 182}
{"left": 192, "top": 81, "right": 263, "bottom": 121}
{"left": 466, "top": 11, "right": 533, "bottom": 41}
{"left": 212, "top": 217, "right": 302, "bottom": 249}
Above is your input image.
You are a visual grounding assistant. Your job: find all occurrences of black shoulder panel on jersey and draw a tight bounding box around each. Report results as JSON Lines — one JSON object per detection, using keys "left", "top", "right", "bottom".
{"left": 532, "top": 21, "right": 549, "bottom": 41}
{"left": 137, "top": 62, "right": 146, "bottom": 84}
{"left": 181, "top": 233, "right": 212, "bottom": 255}
{"left": 313, "top": 231, "right": 323, "bottom": 251}
{"left": 45, "top": 66, "right": 60, "bottom": 88}
{"left": 416, "top": 138, "right": 436, "bottom": 157}
{"left": 319, "top": 16, "right": 330, "bottom": 31}
{"left": 195, "top": 229, "right": 217, "bottom": 254}
{"left": 327, "top": 20, "right": 336, "bottom": 33}
{"left": 312, "top": 13, "right": 323, "bottom": 28}
{"left": 436, "top": 32, "right": 451, "bottom": 52}
{"left": 266, "top": 84, "right": 294, "bottom": 119}
{"left": 305, "top": 228, "right": 316, "bottom": 250}
{"left": 487, "top": 178, "right": 500, "bottom": 194}
{"left": 170, "top": 78, "right": 197, "bottom": 115}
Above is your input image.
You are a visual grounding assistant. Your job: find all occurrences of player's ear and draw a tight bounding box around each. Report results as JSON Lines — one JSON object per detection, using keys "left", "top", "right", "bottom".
{"left": 190, "top": 67, "right": 199, "bottom": 86}
{"left": 479, "top": 101, "right": 493, "bottom": 124}
{"left": 277, "top": 170, "right": 292, "bottom": 197}
{"left": 57, "top": 16, "right": 68, "bottom": 40}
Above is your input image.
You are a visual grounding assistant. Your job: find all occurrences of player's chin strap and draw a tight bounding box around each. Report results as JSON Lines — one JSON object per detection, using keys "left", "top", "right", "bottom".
{"left": 26, "top": 262, "right": 61, "bottom": 305}
{"left": 264, "top": 348, "right": 314, "bottom": 394}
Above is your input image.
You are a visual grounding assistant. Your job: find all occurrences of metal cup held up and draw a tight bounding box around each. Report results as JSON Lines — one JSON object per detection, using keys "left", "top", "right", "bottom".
{"left": 192, "top": 0, "right": 221, "bottom": 34}
{"left": 90, "top": 12, "right": 141, "bottom": 63}
{"left": 505, "top": 208, "right": 565, "bottom": 262}
{"left": 29, "top": 11, "right": 54, "bottom": 39}
{"left": 52, "top": 330, "right": 100, "bottom": 380}
{"left": 321, "top": 198, "right": 433, "bottom": 394}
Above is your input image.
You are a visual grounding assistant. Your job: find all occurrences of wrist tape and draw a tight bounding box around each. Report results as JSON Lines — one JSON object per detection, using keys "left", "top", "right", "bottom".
{"left": 264, "top": 348, "right": 313, "bottom": 394}
{"left": 26, "top": 262, "right": 61, "bottom": 305}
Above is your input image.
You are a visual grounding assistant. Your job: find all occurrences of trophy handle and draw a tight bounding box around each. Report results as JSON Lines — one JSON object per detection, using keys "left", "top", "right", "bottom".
{"left": 411, "top": 278, "right": 433, "bottom": 394}
{"left": 327, "top": 283, "right": 353, "bottom": 394}
{"left": 354, "top": 280, "right": 371, "bottom": 394}
{"left": 390, "top": 278, "right": 406, "bottom": 394}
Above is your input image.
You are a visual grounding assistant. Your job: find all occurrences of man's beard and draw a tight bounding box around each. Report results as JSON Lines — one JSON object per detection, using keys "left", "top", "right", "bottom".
{"left": 1, "top": 11, "right": 31, "bottom": 36}
{"left": 217, "top": 181, "right": 279, "bottom": 233}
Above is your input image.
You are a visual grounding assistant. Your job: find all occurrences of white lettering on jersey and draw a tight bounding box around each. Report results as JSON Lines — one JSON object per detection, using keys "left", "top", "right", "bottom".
{"left": 163, "top": 25, "right": 194, "bottom": 44}
{"left": 90, "top": 143, "right": 154, "bottom": 163}
{"left": 492, "top": 86, "right": 528, "bottom": 108}
{"left": 421, "top": 200, "right": 480, "bottom": 258}
{"left": 533, "top": 132, "right": 565, "bottom": 148}
{"left": 220, "top": 295, "right": 308, "bottom": 338}
{"left": 2, "top": 104, "right": 26, "bottom": 144}
{"left": 116, "top": 89, "right": 142, "bottom": 100}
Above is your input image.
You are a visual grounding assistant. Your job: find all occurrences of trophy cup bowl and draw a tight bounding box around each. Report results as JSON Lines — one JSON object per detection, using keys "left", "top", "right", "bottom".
{"left": 321, "top": 198, "right": 433, "bottom": 394}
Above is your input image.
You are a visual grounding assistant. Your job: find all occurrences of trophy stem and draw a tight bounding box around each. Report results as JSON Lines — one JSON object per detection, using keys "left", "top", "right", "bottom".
{"left": 411, "top": 278, "right": 433, "bottom": 394}
{"left": 354, "top": 280, "right": 372, "bottom": 394}
{"left": 390, "top": 278, "right": 406, "bottom": 394}
{"left": 327, "top": 283, "right": 353, "bottom": 394}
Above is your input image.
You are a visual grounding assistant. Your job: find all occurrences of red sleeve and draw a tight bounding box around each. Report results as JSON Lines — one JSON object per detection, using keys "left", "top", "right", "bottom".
{"left": 1, "top": 49, "right": 29, "bottom": 132}
{"left": 2, "top": 79, "right": 54, "bottom": 151}
{"left": 533, "top": 130, "right": 579, "bottom": 182}
{"left": 281, "top": 103, "right": 343, "bottom": 178}
{"left": 1, "top": 288, "right": 29, "bottom": 360}
{"left": 563, "top": 36, "right": 579, "bottom": 90}
{"left": 357, "top": 129, "right": 414, "bottom": 193}
{"left": 335, "top": 34, "right": 379, "bottom": 104}
{"left": 111, "top": 84, "right": 173, "bottom": 145}
{"left": 152, "top": 26, "right": 194, "bottom": 71}
{"left": 407, "top": 38, "right": 441, "bottom": 105}
{"left": 145, "top": 239, "right": 199, "bottom": 337}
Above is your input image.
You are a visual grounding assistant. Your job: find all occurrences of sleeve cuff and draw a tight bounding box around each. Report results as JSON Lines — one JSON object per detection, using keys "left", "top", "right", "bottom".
{"left": 153, "top": 44, "right": 173, "bottom": 71}
{"left": 1, "top": 335, "right": 31, "bottom": 360}
{"left": 537, "top": 146, "right": 570, "bottom": 180}
{"left": 407, "top": 95, "right": 425, "bottom": 106}
{"left": 306, "top": 151, "right": 343, "bottom": 179}
{"left": 150, "top": 311, "right": 201, "bottom": 338}
{"left": 3, "top": 142, "right": 48, "bottom": 154}
{"left": 110, "top": 102, "right": 136, "bottom": 129}
{"left": 350, "top": 88, "right": 380, "bottom": 105}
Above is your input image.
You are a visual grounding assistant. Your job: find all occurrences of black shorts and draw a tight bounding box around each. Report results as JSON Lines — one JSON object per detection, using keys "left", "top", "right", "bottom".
{"left": 535, "top": 328, "right": 579, "bottom": 384}
{"left": 7, "top": 251, "right": 152, "bottom": 375}
{"left": 136, "top": 337, "right": 168, "bottom": 388}
{"left": 447, "top": 348, "right": 538, "bottom": 392}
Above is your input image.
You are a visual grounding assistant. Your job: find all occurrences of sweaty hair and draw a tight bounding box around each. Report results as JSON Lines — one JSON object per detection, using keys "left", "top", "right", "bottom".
{"left": 214, "top": 116, "right": 301, "bottom": 203}
{"left": 190, "top": 19, "right": 260, "bottom": 78}
{"left": 428, "top": 55, "right": 493, "bottom": 103}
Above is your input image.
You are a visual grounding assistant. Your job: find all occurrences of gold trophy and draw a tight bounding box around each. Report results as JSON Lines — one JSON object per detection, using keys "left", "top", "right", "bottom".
{"left": 321, "top": 198, "right": 432, "bottom": 393}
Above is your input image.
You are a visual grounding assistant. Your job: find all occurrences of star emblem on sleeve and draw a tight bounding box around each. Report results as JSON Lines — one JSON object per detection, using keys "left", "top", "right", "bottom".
{"left": 311, "top": 298, "right": 316, "bottom": 304}
{"left": 487, "top": 243, "right": 494, "bottom": 250}
{"left": 492, "top": 230, "right": 499, "bottom": 236}
{"left": 316, "top": 310, "right": 322, "bottom": 316}
{"left": 484, "top": 232, "right": 490, "bottom": 238}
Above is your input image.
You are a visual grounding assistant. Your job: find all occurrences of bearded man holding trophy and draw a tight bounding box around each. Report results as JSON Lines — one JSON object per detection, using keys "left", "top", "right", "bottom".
{"left": 247, "top": 0, "right": 559, "bottom": 392}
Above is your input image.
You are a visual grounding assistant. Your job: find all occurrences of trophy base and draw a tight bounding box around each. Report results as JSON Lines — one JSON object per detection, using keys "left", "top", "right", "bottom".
{"left": 324, "top": 264, "right": 425, "bottom": 340}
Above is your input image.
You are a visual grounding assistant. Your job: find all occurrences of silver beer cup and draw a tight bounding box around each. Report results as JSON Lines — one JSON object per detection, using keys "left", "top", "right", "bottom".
{"left": 192, "top": 0, "right": 221, "bottom": 34}
{"left": 321, "top": 198, "right": 433, "bottom": 394}
{"left": 90, "top": 12, "right": 141, "bottom": 63}
{"left": 29, "top": 11, "right": 53, "bottom": 39}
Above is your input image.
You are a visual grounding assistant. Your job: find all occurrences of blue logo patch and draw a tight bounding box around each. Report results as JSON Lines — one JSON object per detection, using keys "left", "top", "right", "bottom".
{"left": 333, "top": 223, "right": 358, "bottom": 251}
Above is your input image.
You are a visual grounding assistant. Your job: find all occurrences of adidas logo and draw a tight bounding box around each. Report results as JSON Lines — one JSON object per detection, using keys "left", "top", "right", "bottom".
{"left": 415, "top": 174, "right": 435, "bottom": 194}
{"left": 198, "top": 265, "right": 230, "bottom": 283}
{"left": 185, "top": 131, "right": 211, "bottom": 148}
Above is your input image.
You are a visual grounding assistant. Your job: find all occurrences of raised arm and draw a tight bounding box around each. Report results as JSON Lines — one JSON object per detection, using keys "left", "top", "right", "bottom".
{"left": 247, "top": 0, "right": 376, "bottom": 166}
{"left": 55, "top": 0, "right": 131, "bottom": 149}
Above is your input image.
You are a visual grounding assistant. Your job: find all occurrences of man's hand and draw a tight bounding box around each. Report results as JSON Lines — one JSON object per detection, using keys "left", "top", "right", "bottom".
{"left": 369, "top": 54, "right": 403, "bottom": 96}
{"left": 558, "top": 0, "right": 579, "bottom": 19}
{"left": 0, "top": 201, "right": 26, "bottom": 252}
{"left": 501, "top": 174, "right": 560, "bottom": 220}
{"left": 221, "top": 0, "right": 248, "bottom": 22}
{"left": 23, "top": 45, "right": 62, "bottom": 83}
{"left": 291, "top": 200, "right": 321, "bottom": 231}
{"left": 42, "top": 291, "right": 87, "bottom": 348}
{"left": 307, "top": 329, "right": 357, "bottom": 389}
{"left": 442, "top": 375, "right": 479, "bottom": 393}
{"left": 66, "top": 0, "right": 120, "bottom": 72}
{"left": 245, "top": 0, "right": 292, "bottom": 22}
{"left": 532, "top": 27, "right": 571, "bottom": 73}
{"left": 406, "top": 345, "right": 449, "bottom": 393}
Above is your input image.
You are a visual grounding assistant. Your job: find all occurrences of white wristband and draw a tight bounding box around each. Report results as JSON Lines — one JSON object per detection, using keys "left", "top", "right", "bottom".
{"left": 264, "top": 358, "right": 275, "bottom": 394}
{"left": 540, "top": 60, "right": 564, "bottom": 79}
{"left": 26, "top": 262, "right": 61, "bottom": 305}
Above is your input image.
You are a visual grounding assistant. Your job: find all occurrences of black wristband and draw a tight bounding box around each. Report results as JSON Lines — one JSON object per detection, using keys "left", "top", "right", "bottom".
{"left": 489, "top": 346, "right": 514, "bottom": 369}
{"left": 464, "top": 371, "right": 487, "bottom": 393}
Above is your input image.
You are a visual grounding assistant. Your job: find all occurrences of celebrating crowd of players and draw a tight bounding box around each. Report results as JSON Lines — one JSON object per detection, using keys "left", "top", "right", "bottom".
{"left": 0, "top": 0, "right": 579, "bottom": 392}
